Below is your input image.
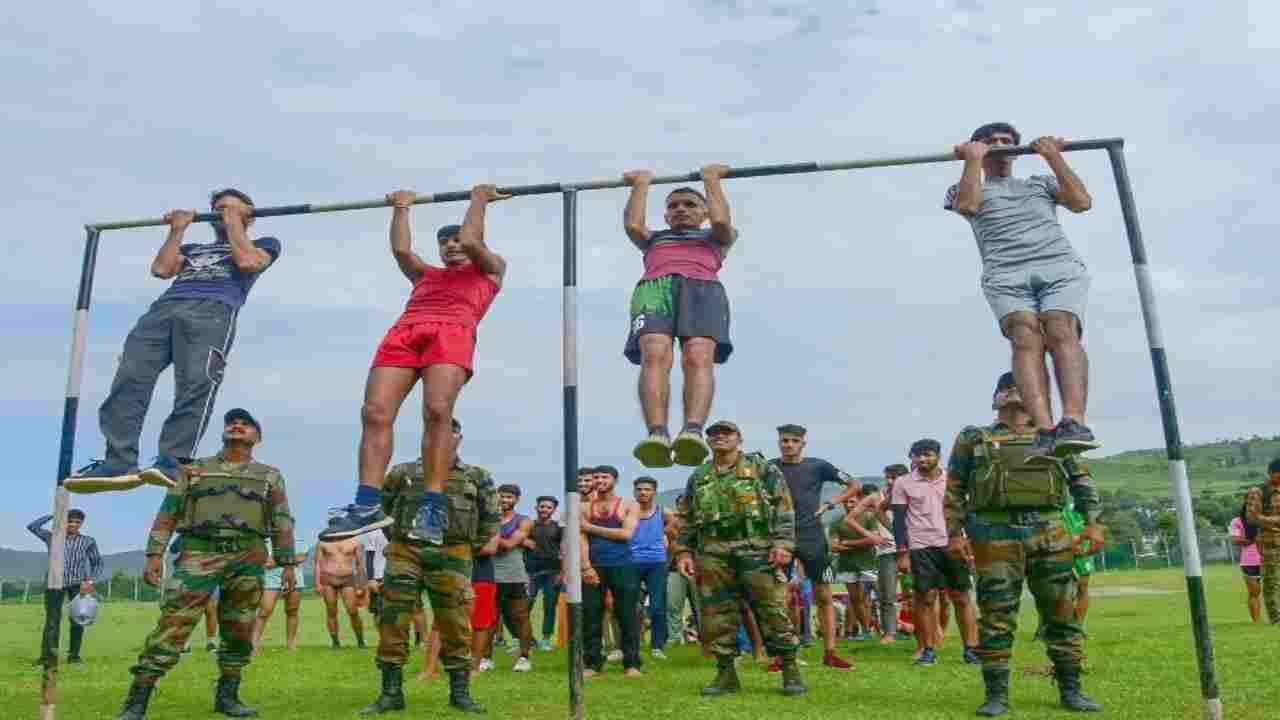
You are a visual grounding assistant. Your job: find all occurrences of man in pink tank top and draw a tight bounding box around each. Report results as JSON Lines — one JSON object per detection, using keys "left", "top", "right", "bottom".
{"left": 621, "top": 165, "right": 739, "bottom": 470}
{"left": 322, "top": 185, "right": 509, "bottom": 543}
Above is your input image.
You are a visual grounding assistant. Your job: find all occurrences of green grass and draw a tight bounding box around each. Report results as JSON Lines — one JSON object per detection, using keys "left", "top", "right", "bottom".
{"left": 1, "top": 565, "right": 1275, "bottom": 719}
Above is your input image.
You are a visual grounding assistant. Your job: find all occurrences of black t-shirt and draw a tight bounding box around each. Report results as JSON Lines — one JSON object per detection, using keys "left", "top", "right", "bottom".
{"left": 472, "top": 554, "right": 495, "bottom": 583}
{"left": 527, "top": 519, "right": 564, "bottom": 574}
{"left": 771, "top": 457, "right": 854, "bottom": 541}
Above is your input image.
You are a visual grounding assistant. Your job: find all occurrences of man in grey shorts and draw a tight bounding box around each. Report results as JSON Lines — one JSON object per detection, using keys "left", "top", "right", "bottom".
{"left": 946, "top": 123, "right": 1099, "bottom": 459}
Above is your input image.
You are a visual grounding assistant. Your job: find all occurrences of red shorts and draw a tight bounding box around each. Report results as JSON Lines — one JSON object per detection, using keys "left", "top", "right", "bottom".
{"left": 372, "top": 320, "right": 477, "bottom": 374}
{"left": 470, "top": 581, "right": 498, "bottom": 630}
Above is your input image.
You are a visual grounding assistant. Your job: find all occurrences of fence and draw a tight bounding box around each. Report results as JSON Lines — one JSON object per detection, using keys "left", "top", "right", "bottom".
{"left": 0, "top": 575, "right": 163, "bottom": 604}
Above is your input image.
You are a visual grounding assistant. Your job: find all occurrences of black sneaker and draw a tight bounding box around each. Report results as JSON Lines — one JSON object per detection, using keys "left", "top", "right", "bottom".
{"left": 320, "top": 504, "right": 393, "bottom": 541}
{"left": 1023, "top": 429, "right": 1057, "bottom": 465}
{"left": 408, "top": 493, "right": 448, "bottom": 545}
{"left": 1053, "top": 418, "right": 1101, "bottom": 456}
{"left": 138, "top": 455, "right": 184, "bottom": 490}
{"left": 64, "top": 459, "right": 143, "bottom": 494}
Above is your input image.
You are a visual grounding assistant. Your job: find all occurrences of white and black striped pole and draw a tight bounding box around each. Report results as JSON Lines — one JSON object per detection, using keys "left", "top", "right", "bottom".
{"left": 1108, "top": 142, "right": 1221, "bottom": 720}
{"left": 40, "top": 228, "right": 101, "bottom": 719}
{"left": 561, "top": 189, "right": 585, "bottom": 720}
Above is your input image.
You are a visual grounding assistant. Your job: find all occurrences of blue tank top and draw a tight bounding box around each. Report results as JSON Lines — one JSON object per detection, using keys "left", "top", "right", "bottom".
{"left": 630, "top": 507, "right": 667, "bottom": 564}
{"left": 588, "top": 497, "right": 633, "bottom": 568}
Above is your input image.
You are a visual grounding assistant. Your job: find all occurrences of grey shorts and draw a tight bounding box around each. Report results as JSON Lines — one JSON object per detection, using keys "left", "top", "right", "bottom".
{"left": 982, "top": 261, "right": 1089, "bottom": 334}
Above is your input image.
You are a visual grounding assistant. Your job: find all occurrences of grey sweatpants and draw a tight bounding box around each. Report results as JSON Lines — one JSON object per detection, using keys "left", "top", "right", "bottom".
{"left": 876, "top": 553, "right": 898, "bottom": 637}
{"left": 666, "top": 570, "right": 701, "bottom": 643}
{"left": 100, "top": 299, "right": 237, "bottom": 467}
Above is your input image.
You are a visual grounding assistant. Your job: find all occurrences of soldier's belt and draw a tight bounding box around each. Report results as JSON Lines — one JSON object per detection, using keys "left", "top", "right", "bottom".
{"left": 702, "top": 518, "right": 771, "bottom": 542}
{"left": 179, "top": 534, "right": 264, "bottom": 553}
{"left": 974, "top": 509, "right": 1057, "bottom": 526}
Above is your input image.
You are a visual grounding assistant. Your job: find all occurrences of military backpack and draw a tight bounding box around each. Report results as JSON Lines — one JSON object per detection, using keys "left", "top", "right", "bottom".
{"left": 970, "top": 427, "right": 1070, "bottom": 512}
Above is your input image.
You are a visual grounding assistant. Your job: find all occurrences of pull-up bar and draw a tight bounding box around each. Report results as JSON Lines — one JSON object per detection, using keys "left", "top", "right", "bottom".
{"left": 87, "top": 138, "right": 1121, "bottom": 231}
{"left": 43, "top": 136, "right": 1223, "bottom": 720}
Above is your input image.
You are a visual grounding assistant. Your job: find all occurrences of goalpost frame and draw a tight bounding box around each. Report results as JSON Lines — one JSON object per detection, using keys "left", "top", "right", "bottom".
{"left": 43, "top": 138, "right": 1220, "bottom": 720}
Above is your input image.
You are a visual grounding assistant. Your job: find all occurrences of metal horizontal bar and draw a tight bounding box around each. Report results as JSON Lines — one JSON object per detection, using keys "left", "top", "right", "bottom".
{"left": 87, "top": 138, "right": 1122, "bottom": 231}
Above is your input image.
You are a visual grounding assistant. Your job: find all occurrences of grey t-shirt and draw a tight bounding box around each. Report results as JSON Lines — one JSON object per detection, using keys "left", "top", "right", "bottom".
{"left": 771, "top": 457, "right": 855, "bottom": 543}
{"left": 943, "top": 175, "right": 1081, "bottom": 277}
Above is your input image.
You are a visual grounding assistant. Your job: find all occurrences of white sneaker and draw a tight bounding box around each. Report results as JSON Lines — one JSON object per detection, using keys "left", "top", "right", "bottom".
{"left": 651, "top": 649, "right": 668, "bottom": 660}
{"left": 607, "top": 650, "right": 623, "bottom": 663}
{"left": 477, "top": 658, "right": 495, "bottom": 673}
{"left": 513, "top": 656, "right": 532, "bottom": 672}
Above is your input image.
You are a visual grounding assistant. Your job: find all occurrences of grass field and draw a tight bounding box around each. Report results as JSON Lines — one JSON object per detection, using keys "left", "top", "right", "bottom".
{"left": 1, "top": 565, "right": 1275, "bottom": 719}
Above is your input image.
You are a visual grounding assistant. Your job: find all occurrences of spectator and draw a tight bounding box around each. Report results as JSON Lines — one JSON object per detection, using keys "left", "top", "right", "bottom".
{"left": 1231, "top": 500, "right": 1264, "bottom": 623}
{"left": 526, "top": 495, "right": 564, "bottom": 651}
{"left": 27, "top": 509, "right": 103, "bottom": 663}
{"left": 632, "top": 476, "right": 675, "bottom": 659}
{"left": 875, "top": 464, "right": 910, "bottom": 643}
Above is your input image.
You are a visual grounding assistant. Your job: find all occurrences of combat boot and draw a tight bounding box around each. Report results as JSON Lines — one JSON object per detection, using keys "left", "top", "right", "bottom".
{"left": 447, "top": 669, "right": 485, "bottom": 713}
{"left": 214, "top": 676, "right": 259, "bottom": 717}
{"left": 779, "top": 654, "right": 807, "bottom": 697}
{"left": 1055, "top": 665, "right": 1104, "bottom": 713}
{"left": 116, "top": 681, "right": 154, "bottom": 720}
{"left": 976, "top": 666, "right": 1010, "bottom": 716}
{"left": 699, "top": 656, "right": 740, "bottom": 696}
{"left": 360, "top": 664, "right": 406, "bottom": 715}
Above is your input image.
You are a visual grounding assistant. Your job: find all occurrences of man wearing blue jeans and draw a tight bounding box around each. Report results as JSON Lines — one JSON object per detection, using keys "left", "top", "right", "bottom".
{"left": 525, "top": 495, "right": 564, "bottom": 650}
{"left": 631, "top": 477, "right": 674, "bottom": 658}
{"left": 946, "top": 124, "right": 1098, "bottom": 459}
{"left": 66, "top": 189, "right": 280, "bottom": 494}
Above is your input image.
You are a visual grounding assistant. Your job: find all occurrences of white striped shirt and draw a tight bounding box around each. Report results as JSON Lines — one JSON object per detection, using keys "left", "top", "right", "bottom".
{"left": 27, "top": 515, "right": 103, "bottom": 586}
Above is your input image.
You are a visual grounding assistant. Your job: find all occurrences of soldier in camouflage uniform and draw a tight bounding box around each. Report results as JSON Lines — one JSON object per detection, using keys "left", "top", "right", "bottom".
{"left": 945, "top": 373, "right": 1105, "bottom": 716}
{"left": 361, "top": 418, "right": 500, "bottom": 715}
{"left": 117, "top": 408, "right": 295, "bottom": 720}
{"left": 672, "top": 420, "right": 805, "bottom": 697}
{"left": 1244, "top": 458, "right": 1280, "bottom": 624}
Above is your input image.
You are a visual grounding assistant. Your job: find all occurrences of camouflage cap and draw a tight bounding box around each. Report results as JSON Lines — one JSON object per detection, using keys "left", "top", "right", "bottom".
{"left": 776, "top": 423, "right": 807, "bottom": 436}
{"left": 706, "top": 420, "right": 740, "bottom": 435}
{"left": 224, "top": 408, "right": 261, "bottom": 433}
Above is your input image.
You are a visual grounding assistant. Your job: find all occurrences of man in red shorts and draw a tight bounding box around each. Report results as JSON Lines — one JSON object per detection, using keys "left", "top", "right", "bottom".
{"left": 322, "top": 184, "right": 509, "bottom": 543}
{"left": 621, "top": 165, "right": 738, "bottom": 468}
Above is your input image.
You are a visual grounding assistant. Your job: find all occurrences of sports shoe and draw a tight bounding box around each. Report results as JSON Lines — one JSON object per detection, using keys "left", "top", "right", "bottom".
{"left": 1053, "top": 418, "right": 1101, "bottom": 455}
{"left": 633, "top": 433, "right": 674, "bottom": 469}
{"left": 408, "top": 492, "right": 449, "bottom": 545}
{"left": 964, "top": 646, "right": 981, "bottom": 665}
{"left": 671, "top": 430, "right": 710, "bottom": 467}
{"left": 512, "top": 656, "right": 532, "bottom": 672}
{"left": 206, "top": 640, "right": 218, "bottom": 652}
{"left": 915, "top": 647, "right": 938, "bottom": 666}
{"left": 64, "top": 460, "right": 142, "bottom": 494}
{"left": 538, "top": 639, "right": 554, "bottom": 652}
{"left": 822, "top": 652, "right": 852, "bottom": 670}
{"left": 477, "top": 658, "right": 495, "bottom": 673}
{"left": 607, "top": 649, "right": 623, "bottom": 663}
{"left": 138, "top": 455, "right": 183, "bottom": 490}
{"left": 766, "top": 656, "right": 783, "bottom": 673}
{"left": 320, "top": 504, "right": 393, "bottom": 541}
{"left": 1024, "top": 429, "right": 1057, "bottom": 461}
{"left": 651, "top": 648, "right": 668, "bottom": 660}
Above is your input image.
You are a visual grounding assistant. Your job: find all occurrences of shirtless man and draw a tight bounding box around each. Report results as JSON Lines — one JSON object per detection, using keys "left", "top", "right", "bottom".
{"left": 315, "top": 537, "right": 367, "bottom": 648}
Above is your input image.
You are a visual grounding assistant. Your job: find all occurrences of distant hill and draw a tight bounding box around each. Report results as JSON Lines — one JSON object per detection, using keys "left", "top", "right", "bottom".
{"left": 1087, "top": 435, "right": 1279, "bottom": 499}
{"left": 1, "top": 545, "right": 319, "bottom": 583}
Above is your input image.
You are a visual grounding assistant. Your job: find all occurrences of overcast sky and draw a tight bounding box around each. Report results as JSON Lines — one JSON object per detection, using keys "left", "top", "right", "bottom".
{"left": 3, "top": 2, "right": 1277, "bottom": 554}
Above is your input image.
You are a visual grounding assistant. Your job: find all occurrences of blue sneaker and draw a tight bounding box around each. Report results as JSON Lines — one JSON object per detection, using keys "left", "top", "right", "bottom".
{"left": 915, "top": 648, "right": 938, "bottom": 666}
{"left": 408, "top": 492, "right": 448, "bottom": 545}
{"left": 320, "top": 504, "right": 393, "bottom": 541}
{"left": 963, "top": 646, "right": 981, "bottom": 665}
{"left": 64, "top": 460, "right": 142, "bottom": 494}
{"left": 138, "top": 456, "right": 184, "bottom": 490}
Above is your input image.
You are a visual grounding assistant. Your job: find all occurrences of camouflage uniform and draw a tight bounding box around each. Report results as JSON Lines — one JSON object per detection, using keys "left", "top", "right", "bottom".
{"left": 946, "top": 422, "right": 1102, "bottom": 713}
{"left": 376, "top": 458, "right": 500, "bottom": 672}
{"left": 130, "top": 454, "right": 294, "bottom": 684}
{"left": 1244, "top": 483, "right": 1280, "bottom": 623}
{"left": 673, "top": 452, "right": 799, "bottom": 660}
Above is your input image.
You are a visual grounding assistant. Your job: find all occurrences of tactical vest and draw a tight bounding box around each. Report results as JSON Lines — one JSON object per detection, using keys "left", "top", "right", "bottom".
{"left": 387, "top": 462, "right": 489, "bottom": 545}
{"left": 690, "top": 452, "right": 772, "bottom": 530}
{"left": 970, "top": 427, "right": 1069, "bottom": 512}
{"left": 180, "top": 457, "right": 276, "bottom": 537}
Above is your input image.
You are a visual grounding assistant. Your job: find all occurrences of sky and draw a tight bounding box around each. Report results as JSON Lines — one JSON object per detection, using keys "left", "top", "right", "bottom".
{"left": 3, "top": 1, "right": 1277, "bottom": 554}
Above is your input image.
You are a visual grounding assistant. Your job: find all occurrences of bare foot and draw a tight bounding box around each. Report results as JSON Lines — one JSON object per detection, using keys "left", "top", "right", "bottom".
{"left": 624, "top": 668, "right": 643, "bottom": 678}
{"left": 879, "top": 636, "right": 896, "bottom": 645}
{"left": 415, "top": 670, "right": 441, "bottom": 682}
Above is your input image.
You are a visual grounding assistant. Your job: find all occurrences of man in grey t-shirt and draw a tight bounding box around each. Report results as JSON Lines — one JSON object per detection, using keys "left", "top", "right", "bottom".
{"left": 944, "top": 122, "right": 1098, "bottom": 459}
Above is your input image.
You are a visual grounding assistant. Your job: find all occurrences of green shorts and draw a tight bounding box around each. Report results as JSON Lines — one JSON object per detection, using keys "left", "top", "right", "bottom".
{"left": 624, "top": 274, "right": 732, "bottom": 364}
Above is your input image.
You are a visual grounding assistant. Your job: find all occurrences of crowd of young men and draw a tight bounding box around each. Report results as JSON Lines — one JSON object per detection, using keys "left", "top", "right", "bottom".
{"left": 41, "top": 122, "right": 1133, "bottom": 718}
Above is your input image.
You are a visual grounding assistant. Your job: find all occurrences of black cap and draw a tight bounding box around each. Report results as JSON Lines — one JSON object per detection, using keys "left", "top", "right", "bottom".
{"left": 224, "top": 408, "right": 261, "bottom": 433}
{"left": 994, "top": 371, "right": 1016, "bottom": 399}
{"left": 437, "top": 224, "right": 462, "bottom": 241}
{"left": 706, "top": 420, "right": 741, "bottom": 435}
{"left": 776, "top": 424, "right": 807, "bottom": 436}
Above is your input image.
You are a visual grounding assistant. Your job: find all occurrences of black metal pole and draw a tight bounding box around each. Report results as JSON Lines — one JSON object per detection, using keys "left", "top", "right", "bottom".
{"left": 87, "top": 139, "right": 1121, "bottom": 231}
{"left": 561, "top": 189, "right": 585, "bottom": 720}
{"left": 41, "top": 227, "right": 101, "bottom": 719}
{"left": 1107, "top": 142, "right": 1221, "bottom": 720}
